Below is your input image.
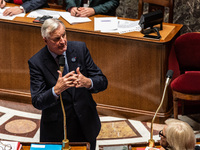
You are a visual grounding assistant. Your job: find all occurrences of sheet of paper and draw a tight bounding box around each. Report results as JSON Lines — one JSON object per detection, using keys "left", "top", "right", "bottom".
{"left": 0, "top": 7, "right": 25, "bottom": 20}
{"left": 0, "top": 140, "right": 20, "bottom": 150}
{"left": 27, "top": 9, "right": 60, "bottom": 18}
{"left": 117, "top": 19, "right": 141, "bottom": 34}
{"left": 94, "top": 18, "right": 141, "bottom": 34}
{"left": 59, "top": 11, "right": 91, "bottom": 25}
{"left": 94, "top": 17, "right": 118, "bottom": 31}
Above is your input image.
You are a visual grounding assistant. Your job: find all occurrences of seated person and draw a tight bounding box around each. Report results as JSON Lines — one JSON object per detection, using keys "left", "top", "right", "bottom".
{"left": 0, "top": 0, "right": 48, "bottom": 16}
{"left": 159, "top": 118, "right": 196, "bottom": 150}
{"left": 66, "top": 0, "right": 119, "bottom": 17}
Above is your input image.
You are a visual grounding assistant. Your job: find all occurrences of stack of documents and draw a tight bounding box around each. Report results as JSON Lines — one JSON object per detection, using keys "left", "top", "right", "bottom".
{"left": 59, "top": 12, "right": 91, "bottom": 24}
{"left": 0, "top": 140, "right": 22, "bottom": 150}
{"left": 94, "top": 17, "right": 141, "bottom": 34}
{"left": 27, "top": 9, "right": 60, "bottom": 18}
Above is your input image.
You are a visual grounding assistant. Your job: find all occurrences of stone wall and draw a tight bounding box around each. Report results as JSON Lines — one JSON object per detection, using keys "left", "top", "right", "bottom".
{"left": 116, "top": 0, "right": 200, "bottom": 34}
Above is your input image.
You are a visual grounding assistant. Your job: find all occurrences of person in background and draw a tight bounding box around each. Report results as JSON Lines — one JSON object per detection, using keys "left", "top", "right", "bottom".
{"left": 0, "top": 0, "right": 48, "bottom": 16}
{"left": 28, "top": 18, "right": 108, "bottom": 150}
{"left": 159, "top": 118, "right": 196, "bottom": 150}
{"left": 66, "top": 0, "right": 119, "bottom": 17}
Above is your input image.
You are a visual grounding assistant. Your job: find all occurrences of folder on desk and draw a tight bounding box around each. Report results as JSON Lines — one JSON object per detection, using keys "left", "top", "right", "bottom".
{"left": 30, "top": 144, "right": 62, "bottom": 150}
{"left": 59, "top": 12, "right": 91, "bottom": 24}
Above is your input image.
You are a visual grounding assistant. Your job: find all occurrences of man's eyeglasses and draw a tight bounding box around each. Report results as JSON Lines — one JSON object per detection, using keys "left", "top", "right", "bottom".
{"left": 159, "top": 130, "right": 166, "bottom": 138}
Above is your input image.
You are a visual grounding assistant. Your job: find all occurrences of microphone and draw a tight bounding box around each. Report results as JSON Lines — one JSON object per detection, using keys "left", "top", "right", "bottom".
{"left": 148, "top": 70, "right": 174, "bottom": 148}
{"left": 165, "top": 70, "right": 174, "bottom": 86}
{"left": 58, "top": 55, "right": 71, "bottom": 150}
{"left": 59, "top": 55, "right": 65, "bottom": 73}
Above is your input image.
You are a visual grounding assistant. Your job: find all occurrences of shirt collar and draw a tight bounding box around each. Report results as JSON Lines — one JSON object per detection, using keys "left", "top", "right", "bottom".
{"left": 47, "top": 46, "right": 66, "bottom": 59}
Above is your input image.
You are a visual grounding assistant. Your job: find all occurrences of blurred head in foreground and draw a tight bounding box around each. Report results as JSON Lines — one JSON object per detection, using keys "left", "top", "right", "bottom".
{"left": 159, "top": 118, "right": 196, "bottom": 150}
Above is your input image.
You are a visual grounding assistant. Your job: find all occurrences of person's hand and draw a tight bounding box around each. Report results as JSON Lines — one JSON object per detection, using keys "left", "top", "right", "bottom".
{"left": 75, "top": 7, "right": 95, "bottom": 17}
{"left": 75, "top": 67, "right": 92, "bottom": 88}
{"left": 54, "top": 70, "right": 78, "bottom": 95}
{"left": 70, "top": 7, "right": 80, "bottom": 16}
{"left": 3, "top": 6, "right": 24, "bottom": 16}
{"left": 0, "top": 0, "right": 6, "bottom": 9}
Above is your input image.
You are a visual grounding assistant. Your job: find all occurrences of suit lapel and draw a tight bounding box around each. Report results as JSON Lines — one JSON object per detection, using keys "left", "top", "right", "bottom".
{"left": 43, "top": 46, "right": 59, "bottom": 80}
{"left": 42, "top": 46, "right": 74, "bottom": 97}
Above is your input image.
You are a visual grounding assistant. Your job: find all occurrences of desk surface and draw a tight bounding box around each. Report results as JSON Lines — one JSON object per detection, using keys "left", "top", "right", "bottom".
{"left": 21, "top": 142, "right": 89, "bottom": 150}
{"left": 2, "top": 3, "right": 182, "bottom": 43}
{"left": 22, "top": 145, "right": 87, "bottom": 150}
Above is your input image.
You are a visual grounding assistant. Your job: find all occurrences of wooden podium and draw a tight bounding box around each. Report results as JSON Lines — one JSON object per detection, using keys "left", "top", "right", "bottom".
{"left": 21, "top": 142, "right": 90, "bottom": 150}
{"left": 0, "top": 3, "right": 183, "bottom": 123}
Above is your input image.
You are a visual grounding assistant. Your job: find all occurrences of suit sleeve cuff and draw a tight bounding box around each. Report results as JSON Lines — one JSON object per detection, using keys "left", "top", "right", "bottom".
{"left": 52, "top": 87, "right": 59, "bottom": 99}
{"left": 89, "top": 78, "right": 93, "bottom": 89}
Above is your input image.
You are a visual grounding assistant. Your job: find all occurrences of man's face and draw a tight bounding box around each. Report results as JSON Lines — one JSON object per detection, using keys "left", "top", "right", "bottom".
{"left": 45, "top": 24, "right": 67, "bottom": 55}
{"left": 160, "top": 126, "right": 168, "bottom": 149}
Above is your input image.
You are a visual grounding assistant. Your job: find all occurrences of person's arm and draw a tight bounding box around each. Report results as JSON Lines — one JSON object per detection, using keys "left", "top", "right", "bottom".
{"left": 65, "top": 0, "right": 80, "bottom": 11}
{"left": 92, "top": 0, "right": 119, "bottom": 15}
{"left": 28, "top": 56, "right": 78, "bottom": 110}
{"left": 28, "top": 59, "right": 58, "bottom": 110}
{"left": 21, "top": 0, "right": 48, "bottom": 13}
{"left": 75, "top": 42, "right": 108, "bottom": 93}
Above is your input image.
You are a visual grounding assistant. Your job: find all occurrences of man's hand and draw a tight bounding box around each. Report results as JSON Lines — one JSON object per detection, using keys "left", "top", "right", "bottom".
{"left": 70, "top": 7, "right": 79, "bottom": 16}
{"left": 70, "top": 7, "right": 95, "bottom": 17}
{"left": 75, "top": 67, "right": 92, "bottom": 89}
{"left": 0, "top": 0, "right": 6, "bottom": 9}
{"left": 54, "top": 70, "right": 78, "bottom": 95}
{"left": 3, "top": 6, "right": 24, "bottom": 16}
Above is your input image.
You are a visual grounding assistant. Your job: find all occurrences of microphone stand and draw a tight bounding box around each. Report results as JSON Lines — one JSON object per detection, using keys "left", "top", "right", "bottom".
{"left": 60, "top": 94, "right": 71, "bottom": 150}
{"left": 59, "top": 56, "right": 71, "bottom": 150}
{"left": 148, "top": 70, "right": 173, "bottom": 148}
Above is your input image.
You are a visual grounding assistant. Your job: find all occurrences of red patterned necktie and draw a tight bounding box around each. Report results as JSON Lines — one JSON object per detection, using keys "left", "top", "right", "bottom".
{"left": 13, "top": 0, "right": 23, "bottom": 5}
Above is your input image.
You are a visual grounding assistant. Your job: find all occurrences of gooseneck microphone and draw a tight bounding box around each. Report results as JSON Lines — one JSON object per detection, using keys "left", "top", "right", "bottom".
{"left": 58, "top": 55, "right": 71, "bottom": 150}
{"left": 148, "top": 70, "right": 174, "bottom": 148}
{"left": 59, "top": 55, "right": 65, "bottom": 73}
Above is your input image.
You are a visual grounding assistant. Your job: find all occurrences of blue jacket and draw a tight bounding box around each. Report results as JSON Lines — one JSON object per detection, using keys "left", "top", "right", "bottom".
{"left": 7, "top": 0, "right": 48, "bottom": 13}
{"left": 66, "top": 0, "right": 119, "bottom": 16}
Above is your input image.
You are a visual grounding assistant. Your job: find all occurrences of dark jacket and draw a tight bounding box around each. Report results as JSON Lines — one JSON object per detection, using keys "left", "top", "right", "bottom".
{"left": 28, "top": 41, "right": 108, "bottom": 143}
{"left": 66, "top": 0, "right": 119, "bottom": 16}
{"left": 7, "top": 0, "right": 48, "bottom": 12}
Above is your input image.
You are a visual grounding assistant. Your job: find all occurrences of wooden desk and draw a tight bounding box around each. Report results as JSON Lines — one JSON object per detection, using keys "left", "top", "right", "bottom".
{"left": 128, "top": 142, "right": 160, "bottom": 150}
{"left": 21, "top": 142, "right": 89, "bottom": 150}
{"left": 0, "top": 4, "right": 182, "bottom": 123}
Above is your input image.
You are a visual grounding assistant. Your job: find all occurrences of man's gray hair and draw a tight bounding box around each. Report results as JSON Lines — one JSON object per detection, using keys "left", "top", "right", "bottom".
{"left": 41, "top": 18, "right": 66, "bottom": 39}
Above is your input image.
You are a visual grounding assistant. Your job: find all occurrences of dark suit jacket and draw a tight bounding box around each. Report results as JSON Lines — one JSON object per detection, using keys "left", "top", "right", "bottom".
{"left": 28, "top": 41, "right": 108, "bottom": 142}
{"left": 7, "top": 0, "right": 48, "bottom": 13}
{"left": 66, "top": 0, "right": 119, "bottom": 16}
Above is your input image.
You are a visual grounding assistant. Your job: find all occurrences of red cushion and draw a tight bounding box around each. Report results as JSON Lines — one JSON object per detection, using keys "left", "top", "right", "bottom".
{"left": 174, "top": 32, "right": 200, "bottom": 73}
{"left": 171, "top": 72, "right": 200, "bottom": 94}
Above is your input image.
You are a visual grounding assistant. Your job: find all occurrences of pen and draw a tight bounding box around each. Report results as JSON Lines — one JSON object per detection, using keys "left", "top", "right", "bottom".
{"left": 75, "top": 7, "right": 79, "bottom": 16}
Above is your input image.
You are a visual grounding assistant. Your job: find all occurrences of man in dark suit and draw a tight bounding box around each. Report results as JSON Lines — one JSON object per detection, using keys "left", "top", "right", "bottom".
{"left": 0, "top": 0, "right": 48, "bottom": 16}
{"left": 28, "top": 18, "right": 108, "bottom": 150}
